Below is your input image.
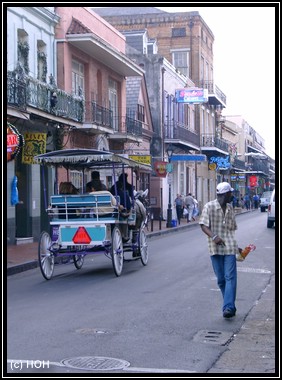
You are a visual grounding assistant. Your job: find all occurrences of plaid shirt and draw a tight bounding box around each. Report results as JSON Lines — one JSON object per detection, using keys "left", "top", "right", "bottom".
{"left": 199, "top": 199, "right": 238, "bottom": 256}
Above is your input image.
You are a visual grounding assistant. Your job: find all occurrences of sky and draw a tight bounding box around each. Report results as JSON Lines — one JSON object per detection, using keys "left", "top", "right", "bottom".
{"left": 156, "top": 5, "right": 276, "bottom": 159}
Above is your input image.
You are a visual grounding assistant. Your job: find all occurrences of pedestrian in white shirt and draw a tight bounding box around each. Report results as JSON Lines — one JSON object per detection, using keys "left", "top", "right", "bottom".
{"left": 184, "top": 193, "right": 196, "bottom": 223}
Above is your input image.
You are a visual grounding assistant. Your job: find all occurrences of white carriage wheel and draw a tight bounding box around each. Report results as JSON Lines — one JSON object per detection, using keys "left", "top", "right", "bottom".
{"left": 111, "top": 227, "right": 124, "bottom": 277}
{"left": 139, "top": 228, "right": 149, "bottom": 266}
{"left": 38, "top": 231, "right": 54, "bottom": 280}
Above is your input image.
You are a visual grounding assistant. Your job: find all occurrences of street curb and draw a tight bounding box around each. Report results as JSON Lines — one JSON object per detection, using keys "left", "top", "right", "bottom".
{"left": 7, "top": 260, "right": 38, "bottom": 276}
{"left": 147, "top": 221, "right": 198, "bottom": 239}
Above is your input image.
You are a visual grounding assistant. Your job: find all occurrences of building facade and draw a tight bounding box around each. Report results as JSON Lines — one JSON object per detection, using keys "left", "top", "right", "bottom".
{"left": 6, "top": 6, "right": 153, "bottom": 244}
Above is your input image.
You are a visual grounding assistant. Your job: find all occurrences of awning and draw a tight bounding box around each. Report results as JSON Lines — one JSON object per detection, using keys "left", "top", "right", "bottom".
{"left": 247, "top": 145, "right": 264, "bottom": 154}
{"left": 34, "top": 149, "right": 152, "bottom": 172}
{"left": 245, "top": 152, "right": 267, "bottom": 159}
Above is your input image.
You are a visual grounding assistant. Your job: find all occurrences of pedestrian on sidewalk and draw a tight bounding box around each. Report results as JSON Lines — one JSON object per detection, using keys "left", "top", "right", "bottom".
{"left": 199, "top": 182, "right": 242, "bottom": 319}
{"left": 192, "top": 195, "right": 199, "bottom": 220}
{"left": 184, "top": 193, "right": 196, "bottom": 223}
{"left": 174, "top": 194, "right": 184, "bottom": 225}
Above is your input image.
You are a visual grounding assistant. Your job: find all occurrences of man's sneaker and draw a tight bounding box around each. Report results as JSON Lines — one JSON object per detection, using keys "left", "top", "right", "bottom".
{"left": 223, "top": 309, "right": 236, "bottom": 318}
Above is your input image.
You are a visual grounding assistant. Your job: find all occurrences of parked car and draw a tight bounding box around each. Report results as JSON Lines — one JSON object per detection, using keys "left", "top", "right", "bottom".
{"left": 267, "top": 189, "right": 275, "bottom": 228}
{"left": 260, "top": 191, "right": 273, "bottom": 212}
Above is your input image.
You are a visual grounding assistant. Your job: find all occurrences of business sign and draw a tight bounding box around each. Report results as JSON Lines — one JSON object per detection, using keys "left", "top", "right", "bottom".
{"left": 231, "top": 175, "right": 246, "bottom": 181}
{"left": 7, "top": 123, "right": 24, "bottom": 162}
{"left": 22, "top": 132, "right": 47, "bottom": 164}
{"left": 170, "top": 154, "right": 206, "bottom": 162}
{"left": 249, "top": 175, "right": 258, "bottom": 187}
{"left": 175, "top": 88, "right": 208, "bottom": 104}
{"left": 129, "top": 155, "right": 151, "bottom": 165}
{"left": 209, "top": 156, "right": 230, "bottom": 171}
{"left": 154, "top": 161, "right": 167, "bottom": 177}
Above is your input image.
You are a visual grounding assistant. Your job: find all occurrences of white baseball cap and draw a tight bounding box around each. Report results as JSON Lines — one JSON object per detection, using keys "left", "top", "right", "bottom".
{"left": 216, "top": 182, "right": 234, "bottom": 194}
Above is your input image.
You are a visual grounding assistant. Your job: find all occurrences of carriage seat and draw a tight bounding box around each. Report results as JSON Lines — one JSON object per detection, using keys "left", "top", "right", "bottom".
{"left": 49, "top": 192, "right": 118, "bottom": 220}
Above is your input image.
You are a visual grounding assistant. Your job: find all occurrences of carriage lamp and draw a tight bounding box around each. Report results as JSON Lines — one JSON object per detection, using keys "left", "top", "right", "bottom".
{"left": 166, "top": 144, "right": 173, "bottom": 228}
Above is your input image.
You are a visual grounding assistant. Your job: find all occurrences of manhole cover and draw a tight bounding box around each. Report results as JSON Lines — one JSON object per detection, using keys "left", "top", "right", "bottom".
{"left": 61, "top": 356, "right": 130, "bottom": 371}
{"left": 193, "top": 330, "right": 232, "bottom": 345}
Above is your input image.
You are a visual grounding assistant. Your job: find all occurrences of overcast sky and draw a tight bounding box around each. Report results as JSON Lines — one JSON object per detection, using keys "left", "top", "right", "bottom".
{"left": 156, "top": 5, "right": 276, "bottom": 159}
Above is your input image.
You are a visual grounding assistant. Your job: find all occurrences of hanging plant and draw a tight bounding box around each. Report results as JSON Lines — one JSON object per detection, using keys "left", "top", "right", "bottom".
{"left": 17, "top": 41, "right": 29, "bottom": 75}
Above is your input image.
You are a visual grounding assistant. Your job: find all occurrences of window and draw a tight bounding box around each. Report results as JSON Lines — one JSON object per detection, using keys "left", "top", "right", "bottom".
{"left": 37, "top": 41, "right": 47, "bottom": 82}
{"left": 70, "top": 170, "right": 83, "bottom": 193}
{"left": 72, "top": 60, "right": 84, "bottom": 96}
{"left": 109, "top": 78, "right": 118, "bottom": 131}
{"left": 172, "top": 51, "right": 189, "bottom": 77}
{"left": 137, "top": 104, "right": 145, "bottom": 122}
{"left": 17, "top": 29, "right": 29, "bottom": 75}
{"left": 200, "top": 56, "right": 205, "bottom": 82}
{"left": 172, "top": 28, "right": 186, "bottom": 37}
{"left": 206, "top": 62, "right": 209, "bottom": 82}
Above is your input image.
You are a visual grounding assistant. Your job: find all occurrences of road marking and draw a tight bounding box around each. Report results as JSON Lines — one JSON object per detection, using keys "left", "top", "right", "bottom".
{"left": 237, "top": 267, "right": 271, "bottom": 274}
{"left": 124, "top": 367, "right": 196, "bottom": 373}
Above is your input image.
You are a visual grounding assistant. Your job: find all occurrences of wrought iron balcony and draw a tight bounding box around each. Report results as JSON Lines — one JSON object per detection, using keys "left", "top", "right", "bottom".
{"left": 7, "top": 70, "right": 143, "bottom": 138}
{"left": 7, "top": 72, "right": 27, "bottom": 111}
{"left": 7, "top": 71, "right": 84, "bottom": 122}
{"left": 246, "top": 161, "right": 269, "bottom": 175}
{"left": 164, "top": 121, "right": 200, "bottom": 148}
{"left": 194, "top": 80, "right": 226, "bottom": 107}
{"left": 201, "top": 134, "right": 229, "bottom": 153}
{"left": 84, "top": 101, "right": 113, "bottom": 128}
{"left": 232, "top": 158, "right": 246, "bottom": 171}
{"left": 125, "top": 116, "right": 143, "bottom": 136}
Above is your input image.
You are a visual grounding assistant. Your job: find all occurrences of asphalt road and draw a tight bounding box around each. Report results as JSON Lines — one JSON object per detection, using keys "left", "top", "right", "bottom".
{"left": 6, "top": 211, "right": 275, "bottom": 374}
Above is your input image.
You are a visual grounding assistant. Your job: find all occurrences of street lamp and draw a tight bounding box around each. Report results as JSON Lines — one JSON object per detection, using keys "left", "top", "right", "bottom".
{"left": 166, "top": 144, "right": 173, "bottom": 228}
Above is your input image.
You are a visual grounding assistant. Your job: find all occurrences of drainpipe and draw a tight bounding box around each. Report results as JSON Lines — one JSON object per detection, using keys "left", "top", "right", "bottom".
{"left": 189, "top": 17, "right": 194, "bottom": 79}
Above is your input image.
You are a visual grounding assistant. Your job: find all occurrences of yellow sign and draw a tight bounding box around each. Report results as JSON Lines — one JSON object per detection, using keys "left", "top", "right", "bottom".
{"left": 129, "top": 155, "right": 151, "bottom": 165}
{"left": 22, "top": 132, "right": 46, "bottom": 164}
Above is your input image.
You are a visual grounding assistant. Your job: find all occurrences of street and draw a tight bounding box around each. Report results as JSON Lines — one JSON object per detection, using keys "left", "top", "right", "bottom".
{"left": 6, "top": 211, "right": 275, "bottom": 374}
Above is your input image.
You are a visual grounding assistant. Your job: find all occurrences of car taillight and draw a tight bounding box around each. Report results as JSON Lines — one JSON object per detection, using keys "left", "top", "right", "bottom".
{"left": 268, "top": 205, "right": 271, "bottom": 212}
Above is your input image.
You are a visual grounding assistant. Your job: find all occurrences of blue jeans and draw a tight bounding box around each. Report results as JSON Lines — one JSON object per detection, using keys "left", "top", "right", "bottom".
{"left": 210, "top": 254, "right": 237, "bottom": 313}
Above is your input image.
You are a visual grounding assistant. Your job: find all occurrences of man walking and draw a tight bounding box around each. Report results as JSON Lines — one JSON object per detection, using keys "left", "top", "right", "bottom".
{"left": 184, "top": 193, "right": 196, "bottom": 222}
{"left": 199, "top": 182, "right": 241, "bottom": 318}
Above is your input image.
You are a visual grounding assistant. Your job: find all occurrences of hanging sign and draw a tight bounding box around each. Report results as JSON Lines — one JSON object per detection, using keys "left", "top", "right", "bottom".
{"left": 22, "top": 132, "right": 47, "bottom": 164}
{"left": 154, "top": 161, "right": 167, "bottom": 177}
{"left": 7, "top": 123, "right": 24, "bottom": 162}
{"left": 175, "top": 88, "right": 208, "bottom": 103}
{"left": 249, "top": 175, "right": 258, "bottom": 187}
{"left": 170, "top": 154, "right": 206, "bottom": 161}
{"left": 129, "top": 155, "right": 151, "bottom": 165}
{"left": 208, "top": 155, "right": 231, "bottom": 171}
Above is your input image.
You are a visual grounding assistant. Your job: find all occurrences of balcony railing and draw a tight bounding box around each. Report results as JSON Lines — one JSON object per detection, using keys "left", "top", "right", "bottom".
{"left": 84, "top": 101, "right": 113, "bottom": 128}
{"left": 232, "top": 158, "right": 246, "bottom": 171}
{"left": 7, "top": 71, "right": 84, "bottom": 122}
{"left": 7, "top": 71, "right": 143, "bottom": 138}
{"left": 125, "top": 116, "right": 143, "bottom": 136}
{"left": 164, "top": 121, "right": 200, "bottom": 147}
{"left": 194, "top": 80, "right": 227, "bottom": 105}
{"left": 7, "top": 72, "right": 27, "bottom": 111}
{"left": 201, "top": 133, "right": 229, "bottom": 153}
{"left": 246, "top": 161, "right": 269, "bottom": 175}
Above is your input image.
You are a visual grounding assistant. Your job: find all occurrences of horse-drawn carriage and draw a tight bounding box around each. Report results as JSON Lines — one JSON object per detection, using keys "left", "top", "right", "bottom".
{"left": 34, "top": 149, "right": 151, "bottom": 280}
